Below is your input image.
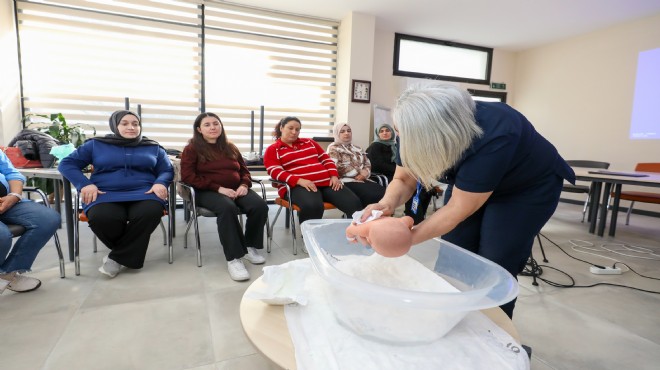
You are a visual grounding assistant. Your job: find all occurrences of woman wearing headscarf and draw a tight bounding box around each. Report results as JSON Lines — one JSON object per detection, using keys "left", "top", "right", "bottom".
{"left": 326, "top": 122, "right": 385, "bottom": 208}
{"left": 366, "top": 123, "right": 433, "bottom": 224}
{"left": 59, "top": 110, "right": 173, "bottom": 278}
{"left": 366, "top": 123, "right": 397, "bottom": 182}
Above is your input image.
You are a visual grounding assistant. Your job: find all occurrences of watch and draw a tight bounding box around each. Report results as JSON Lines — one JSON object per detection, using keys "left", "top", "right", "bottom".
{"left": 8, "top": 192, "right": 23, "bottom": 200}
{"left": 351, "top": 79, "right": 371, "bottom": 103}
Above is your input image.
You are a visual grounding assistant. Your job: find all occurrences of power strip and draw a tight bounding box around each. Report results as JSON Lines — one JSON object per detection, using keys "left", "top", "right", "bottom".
{"left": 590, "top": 266, "right": 622, "bottom": 275}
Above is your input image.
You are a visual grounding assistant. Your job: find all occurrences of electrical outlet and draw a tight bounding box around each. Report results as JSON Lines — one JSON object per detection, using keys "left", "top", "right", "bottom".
{"left": 589, "top": 266, "right": 622, "bottom": 275}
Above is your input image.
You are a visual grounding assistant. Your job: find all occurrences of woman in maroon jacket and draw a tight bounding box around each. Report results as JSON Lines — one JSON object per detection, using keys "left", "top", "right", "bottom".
{"left": 181, "top": 113, "right": 268, "bottom": 281}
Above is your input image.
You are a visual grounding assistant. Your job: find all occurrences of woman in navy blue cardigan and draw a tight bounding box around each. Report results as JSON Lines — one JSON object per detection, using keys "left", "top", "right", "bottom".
{"left": 59, "top": 110, "right": 173, "bottom": 278}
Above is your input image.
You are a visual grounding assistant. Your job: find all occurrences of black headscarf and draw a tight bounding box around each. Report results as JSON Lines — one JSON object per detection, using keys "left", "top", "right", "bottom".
{"left": 90, "top": 110, "right": 160, "bottom": 147}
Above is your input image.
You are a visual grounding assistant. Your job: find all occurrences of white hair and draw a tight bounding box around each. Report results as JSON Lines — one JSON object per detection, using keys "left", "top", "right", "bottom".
{"left": 393, "top": 83, "right": 483, "bottom": 189}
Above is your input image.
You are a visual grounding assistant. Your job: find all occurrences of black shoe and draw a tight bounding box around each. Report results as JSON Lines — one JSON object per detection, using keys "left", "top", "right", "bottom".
{"left": 522, "top": 344, "right": 532, "bottom": 359}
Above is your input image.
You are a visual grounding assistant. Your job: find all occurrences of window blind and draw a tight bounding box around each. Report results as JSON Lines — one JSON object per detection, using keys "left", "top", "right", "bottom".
{"left": 203, "top": 2, "right": 338, "bottom": 152}
{"left": 16, "top": 0, "right": 338, "bottom": 152}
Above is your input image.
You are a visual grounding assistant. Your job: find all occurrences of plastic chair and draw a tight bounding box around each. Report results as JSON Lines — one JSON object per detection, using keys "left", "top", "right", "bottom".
{"left": 9, "top": 187, "right": 65, "bottom": 278}
{"left": 563, "top": 160, "right": 610, "bottom": 222}
{"left": 268, "top": 179, "right": 337, "bottom": 255}
{"left": 73, "top": 192, "right": 170, "bottom": 276}
{"left": 178, "top": 179, "right": 270, "bottom": 267}
{"left": 616, "top": 163, "right": 660, "bottom": 225}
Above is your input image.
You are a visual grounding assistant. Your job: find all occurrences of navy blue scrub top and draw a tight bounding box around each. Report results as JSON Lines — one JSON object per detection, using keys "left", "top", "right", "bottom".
{"left": 396, "top": 101, "right": 575, "bottom": 200}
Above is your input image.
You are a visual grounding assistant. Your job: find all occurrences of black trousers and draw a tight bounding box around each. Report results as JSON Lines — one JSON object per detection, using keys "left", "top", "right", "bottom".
{"left": 288, "top": 185, "right": 362, "bottom": 224}
{"left": 343, "top": 181, "right": 386, "bottom": 208}
{"left": 441, "top": 175, "right": 564, "bottom": 318}
{"left": 404, "top": 187, "right": 434, "bottom": 225}
{"left": 87, "top": 200, "right": 164, "bottom": 269}
{"left": 196, "top": 189, "right": 268, "bottom": 261}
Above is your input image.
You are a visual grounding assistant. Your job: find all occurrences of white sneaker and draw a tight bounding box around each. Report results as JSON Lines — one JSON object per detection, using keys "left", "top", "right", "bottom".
{"left": 228, "top": 259, "right": 250, "bottom": 281}
{"left": 244, "top": 247, "right": 266, "bottom": 265}
{"left": 99, "top": 255, "right": 125, "bottom": 278}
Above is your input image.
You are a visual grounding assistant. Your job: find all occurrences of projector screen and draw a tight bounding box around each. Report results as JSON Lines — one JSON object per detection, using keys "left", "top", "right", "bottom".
{"left": 629, "top": 48, "right": 660, "bottom": 139}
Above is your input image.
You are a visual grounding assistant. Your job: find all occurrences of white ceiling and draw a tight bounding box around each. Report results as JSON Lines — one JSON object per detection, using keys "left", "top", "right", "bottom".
{"left": 221, "top": 0, "right": 660, "bottom": 51}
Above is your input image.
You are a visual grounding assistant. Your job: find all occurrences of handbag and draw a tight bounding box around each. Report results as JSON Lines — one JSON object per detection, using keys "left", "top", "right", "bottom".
{"left": 0, "top": 146, "right": 43, "bottom": 168}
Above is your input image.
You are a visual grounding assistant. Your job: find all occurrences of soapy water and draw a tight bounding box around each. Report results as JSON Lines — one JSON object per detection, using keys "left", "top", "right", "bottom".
{"left": 328, "top": 253, "right": 471, "bottom": 344}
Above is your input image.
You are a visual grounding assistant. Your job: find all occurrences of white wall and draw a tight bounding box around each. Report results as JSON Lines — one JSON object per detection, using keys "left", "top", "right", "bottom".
{"left": 370, "top": 29, "right": 517, "bottom": 143}
{"left": 336, "top": 12, "right": 376, "bottom": 149}
{"left": 0, "top": 0, "right": 22, "bottom": 144}
{"left": 514, "top": 12, "right": 660, "bottom": 211}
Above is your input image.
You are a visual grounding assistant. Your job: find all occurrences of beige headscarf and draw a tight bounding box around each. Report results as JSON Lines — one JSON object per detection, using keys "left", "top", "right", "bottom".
{"left": 332, "top": 122, "right": 352, "bottom": 145}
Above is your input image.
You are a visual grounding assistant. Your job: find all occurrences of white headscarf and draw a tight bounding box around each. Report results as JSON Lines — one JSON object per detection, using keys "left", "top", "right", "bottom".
{"left": 332, "top": 122, "right": 352, "bottom": 145}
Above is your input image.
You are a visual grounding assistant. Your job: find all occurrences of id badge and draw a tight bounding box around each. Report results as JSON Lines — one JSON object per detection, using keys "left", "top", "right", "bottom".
{"left": 411, "top": 182, "right": 422, "bottom": 215}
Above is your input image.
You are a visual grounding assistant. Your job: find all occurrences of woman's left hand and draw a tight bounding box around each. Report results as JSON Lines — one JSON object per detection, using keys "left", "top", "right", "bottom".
{"left": 236, "top": 184, "right": 248, "bottom": 197}
{"left": 146, "top": 184, "right": 169, "bottom": 200}
{"left": 329, "top": 176, "right": 343, "bottom": 191}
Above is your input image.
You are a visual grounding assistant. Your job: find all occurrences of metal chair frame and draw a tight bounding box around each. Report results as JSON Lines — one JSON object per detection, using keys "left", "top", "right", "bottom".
{"left": 564, "top": 160, "right": 610, "bottom": 222}
{"left": 9, "top": 187, "right": 65, "bottom": 278}
{"left": 268, "top": 179, "right": 338, "bottom": 255}
{"left": 73, "top": 191, "right": 171, "bottom": 275}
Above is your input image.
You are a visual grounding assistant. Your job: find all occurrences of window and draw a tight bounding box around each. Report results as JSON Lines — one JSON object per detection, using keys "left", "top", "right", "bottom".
{"left": 15, "top": 0, "right": 338, "bottom": 150}
{"left": 393, "top": 33, "right": 492, "bottom": 85}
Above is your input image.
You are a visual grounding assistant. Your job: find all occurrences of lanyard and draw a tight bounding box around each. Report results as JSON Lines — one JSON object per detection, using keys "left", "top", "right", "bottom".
{"left": 411, "top": 182, "right": 422, "bottom": 215}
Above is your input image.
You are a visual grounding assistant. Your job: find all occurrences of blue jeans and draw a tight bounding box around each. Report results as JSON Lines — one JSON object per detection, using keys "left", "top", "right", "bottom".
{"left": 0, "top": 200, "right": 61, "bottom": 273}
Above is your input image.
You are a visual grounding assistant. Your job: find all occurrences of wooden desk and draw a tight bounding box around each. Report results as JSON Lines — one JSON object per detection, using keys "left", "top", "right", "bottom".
{"left": 19, "top": 168, "right": 75, "bottom": 261}
{"left": 573, "top": 168, "right": 660, "bottom": 237}
{"left": 240, "top": 277, "right": 520, "bottom": 370}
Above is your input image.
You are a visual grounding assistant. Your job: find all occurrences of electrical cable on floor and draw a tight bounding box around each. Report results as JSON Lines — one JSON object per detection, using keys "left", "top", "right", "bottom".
{"left": 521, "top": 233, "right": 660, "bottom": 294}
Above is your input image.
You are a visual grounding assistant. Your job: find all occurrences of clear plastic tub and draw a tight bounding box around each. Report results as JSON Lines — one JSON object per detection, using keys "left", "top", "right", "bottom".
{"left": 301, "top": 219, "right": 519, "bottom": 344}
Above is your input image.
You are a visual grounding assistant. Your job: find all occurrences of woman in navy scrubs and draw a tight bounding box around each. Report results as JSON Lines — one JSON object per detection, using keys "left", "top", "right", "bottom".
{"left": 357, "top": 83, "right": 575, "bottom": 318}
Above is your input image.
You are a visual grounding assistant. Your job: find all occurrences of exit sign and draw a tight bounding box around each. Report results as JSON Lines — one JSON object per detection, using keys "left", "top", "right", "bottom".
{"left": 491, "top": 82, "right": 506, "bottom": 90}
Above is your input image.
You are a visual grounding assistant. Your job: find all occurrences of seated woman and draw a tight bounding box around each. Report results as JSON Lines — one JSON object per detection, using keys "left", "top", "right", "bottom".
{"left": 366, "top": 124, "right": 432, "bottom": 225}
{"left": 59, "top": 110, "right": 173, "bottom": 278}
{"left": 264, "top": 116, "right": 362, "bottom": 225}
{"left": 0, "top": 151, "right": 60, "bottom": 294}
{"left": 180, "top": 112, "right": 268, "bottom": 282}
{"left": 327, "top": 122, "right": 385, "bottom": 208}
{"left": 366, "top": 123, "right": 398, "bottom": 182}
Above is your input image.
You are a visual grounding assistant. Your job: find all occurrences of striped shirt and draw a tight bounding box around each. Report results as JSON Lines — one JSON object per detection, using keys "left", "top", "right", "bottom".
{"left": 264, "top": 138, "right": 338, "bottom": 197}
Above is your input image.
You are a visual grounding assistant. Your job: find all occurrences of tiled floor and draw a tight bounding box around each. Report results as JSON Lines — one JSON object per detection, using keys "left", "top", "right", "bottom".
{"left": 0, "top": 202, "right": 658, "bottom": 370}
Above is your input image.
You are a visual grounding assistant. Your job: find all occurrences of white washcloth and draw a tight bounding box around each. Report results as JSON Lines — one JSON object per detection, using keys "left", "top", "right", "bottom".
{"left": 286, "top": 259, "right": 529, "bottom": 370}
{"left": 243, "top": 259, "right": 311, "bottom": 305}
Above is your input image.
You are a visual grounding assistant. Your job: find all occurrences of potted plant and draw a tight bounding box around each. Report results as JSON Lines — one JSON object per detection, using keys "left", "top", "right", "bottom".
{"left": 23, "top": 112, "right": 96, "bottom": 147}
{"left": 21, "top": 112, "right": 96, "bottom": 202}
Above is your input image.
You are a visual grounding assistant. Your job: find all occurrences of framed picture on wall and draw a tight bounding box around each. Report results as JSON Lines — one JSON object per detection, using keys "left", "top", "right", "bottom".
{"left": 352, "top": 79, "right": 371, "bottom": 103}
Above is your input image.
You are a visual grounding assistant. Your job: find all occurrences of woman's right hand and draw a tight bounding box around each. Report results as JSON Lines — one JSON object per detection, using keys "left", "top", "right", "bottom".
{"left": 218, "top": 186, "right": 238, "bottom": 199}
{"left": 360, "top": 202, "right": 394, "bottom": 222}
{"left": 80, "top": 184, "right": 105, "bottom": 204}
{"left": 297, "top": 178, "right": 317, "bottom": 192}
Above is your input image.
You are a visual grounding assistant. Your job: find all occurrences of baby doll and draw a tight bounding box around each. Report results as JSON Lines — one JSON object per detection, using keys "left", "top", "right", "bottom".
{"left": 346, "top": 216, "right": 415, "bottom": 257}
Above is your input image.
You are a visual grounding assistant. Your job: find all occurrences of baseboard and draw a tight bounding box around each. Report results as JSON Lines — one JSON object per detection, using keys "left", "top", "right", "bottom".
{"left": 559, "top": 198, "right": 660, "bottom": 218}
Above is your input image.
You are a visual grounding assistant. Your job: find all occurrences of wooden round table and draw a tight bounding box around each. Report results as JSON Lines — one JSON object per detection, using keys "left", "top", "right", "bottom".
{"left": 240, "top": 277, "right": 521, "bottom": 369}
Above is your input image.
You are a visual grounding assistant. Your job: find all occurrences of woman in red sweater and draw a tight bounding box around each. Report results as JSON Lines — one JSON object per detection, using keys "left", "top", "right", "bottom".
{"left": 264, "top": 116, "right": 361, "bottom": 225}
{"left": 181, "top": 113, "right": 269, "bottom": 281}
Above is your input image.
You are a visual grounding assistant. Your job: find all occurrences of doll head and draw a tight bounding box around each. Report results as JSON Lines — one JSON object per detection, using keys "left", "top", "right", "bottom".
{"left": 346, "top": 216, "right": 415, "bottom": 257}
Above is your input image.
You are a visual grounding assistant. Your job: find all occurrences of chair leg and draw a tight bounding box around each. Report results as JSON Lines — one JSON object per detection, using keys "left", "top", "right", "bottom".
{"left": 536, "top": 234, "right": 548, "bottom": 263}
{"left": 53, "top": 232, "right": 65, "bottom": 278}
{"left": 167, "top": 213, "right": 173, "bottom": 264}
{"left": 625, "top": 201, "right": 635, "bottom": 225}
{"left": 192, "top": 209, "right": 202, "bottom": 267}
{"left": 581, "top": 196, "right": 590, "bottom": 223}
{"left": 290, "top": 209, "right": 297, "bottom": 255}
{"left": 268, "top": 206, "right": 284, "bottom": 254}
{"left": 159, "top": 219, "right": 166, "bottom": 246}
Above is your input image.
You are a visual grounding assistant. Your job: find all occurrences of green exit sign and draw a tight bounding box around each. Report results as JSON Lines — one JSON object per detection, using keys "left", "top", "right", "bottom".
{"left": 491, "top": 82, "right": 506, "bottom": 90}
